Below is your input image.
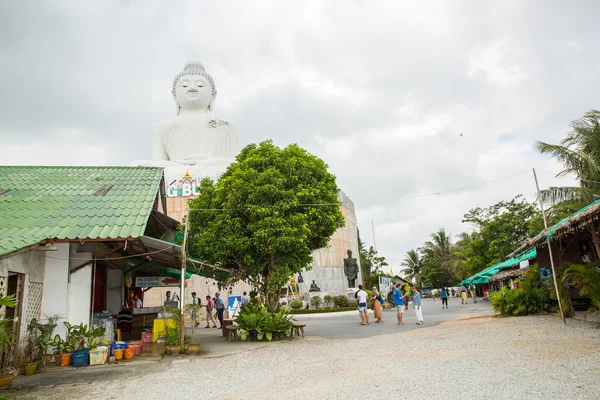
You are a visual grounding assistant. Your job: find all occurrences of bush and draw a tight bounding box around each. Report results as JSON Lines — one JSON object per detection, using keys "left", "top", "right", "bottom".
{"left": 323, "top": 295, "right": 333, "bottom": 308}
{"left": 236, "top": 304, "right": 294, "bottom": 341}
{"left": 310, "top": 296, "right": 323, "bottom": 309}
{"left": 333, "top": 295, "right": 350, "bottom": 308}
{"left": 289, "top": 307, "right": 356, "bottom": 314}
{"left": 490, "top": 266, "right": 550, "bottom": 316}
{"left": 290, "top": 299, "right": 304, "bottom": 310}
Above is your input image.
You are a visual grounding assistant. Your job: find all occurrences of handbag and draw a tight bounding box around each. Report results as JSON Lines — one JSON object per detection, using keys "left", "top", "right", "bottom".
{"left": 379, "top": 294, "right": 385, "bottom": 304}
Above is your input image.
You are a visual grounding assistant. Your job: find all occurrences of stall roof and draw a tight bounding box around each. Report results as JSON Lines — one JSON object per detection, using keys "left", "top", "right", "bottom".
{"left": 121, "top": 236, "right": 232, "bottom": 281}
{"left": 0, "top": 166, "right": 164, "bottom": 256}
{"left": 490, "top": 267, "right": 529, "bottom": 282}
{"left": 508, "top": 198, "right": 600, "bottom": 258}
{"left": 460, "top": 248, "right": 537, "bottom": 285}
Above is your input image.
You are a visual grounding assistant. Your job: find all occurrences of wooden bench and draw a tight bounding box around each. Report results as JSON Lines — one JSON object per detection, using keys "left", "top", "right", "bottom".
{"left": 225, "top": 325, "right": 240, "bottom": 342}
{"left": 291, "top": 323, "right": 306, "bottom": 338}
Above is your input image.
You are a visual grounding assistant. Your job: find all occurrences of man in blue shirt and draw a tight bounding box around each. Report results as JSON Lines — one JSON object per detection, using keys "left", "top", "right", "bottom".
{"left": 392, "top": 283, "right": 405, "bottom": 325}
{"left": 215, "top": 292, "right": 226, "bottom": 329}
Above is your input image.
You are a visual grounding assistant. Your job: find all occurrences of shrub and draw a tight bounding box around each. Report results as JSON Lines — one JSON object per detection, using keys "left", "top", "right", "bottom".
{"left": 236, "top": 304, "right": 294, "bottom": 341}
{"left": 311, "top": 296, "right": 323, "bottom": 309}
{"left": 333, "top": 295, "right": 350, "bottom": 308}
{"left": 490, "top": 266, "right": 550, "bottom": 316}
{"left": 323, "top": 295, "right": 333, "bottom": 308}
{"left": 290, "top": 299, "right": 304, "bottom": 310}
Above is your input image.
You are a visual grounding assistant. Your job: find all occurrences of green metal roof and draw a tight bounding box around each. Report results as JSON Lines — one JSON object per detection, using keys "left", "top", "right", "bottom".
{"left": 0, "top": 166, "right": 164, "bottom": 256}
{"left": 459, "top": 248, "right": 537, "bottom": 285}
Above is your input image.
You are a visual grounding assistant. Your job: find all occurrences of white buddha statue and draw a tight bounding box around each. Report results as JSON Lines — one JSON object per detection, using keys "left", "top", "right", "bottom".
{"left": 136, "top": 59, "right": 239, "bottom": 180}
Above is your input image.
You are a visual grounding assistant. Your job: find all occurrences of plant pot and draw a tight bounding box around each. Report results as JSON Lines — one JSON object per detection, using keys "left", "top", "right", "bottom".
{"left": 24, "top": 363, "right": 37, "bottom": 376}
{"left": 58, "top": 353, "right": 72, "bottom": 367}
{"left": 0, "top": 374, "right": 14, "bottom": 389}
{"left": 186, "top": 345, "right": 199, "bottom": 354}
{"left": 43, "top": 354, "right": 53, "bottom": 367}
{"left": 165, "top": 345, "right": 181, "bottom": 355}
{"left": 123, "top": 348, "right": 134, "bottom": 360}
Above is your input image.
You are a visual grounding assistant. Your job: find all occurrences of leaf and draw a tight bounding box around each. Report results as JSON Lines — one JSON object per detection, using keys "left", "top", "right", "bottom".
{"left": 266, "top": 332, "right": 273, "bottom": 341}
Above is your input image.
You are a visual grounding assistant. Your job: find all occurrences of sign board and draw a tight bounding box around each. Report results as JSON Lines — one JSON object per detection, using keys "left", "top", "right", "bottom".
{"left": 135, "top": 276, "right": 180, "bottom": 288}
{"left": 227, "top": 295, "right": 242, "bottom": 318}
{"left": 379, "top": 276, "right": 394, "bottom": 294}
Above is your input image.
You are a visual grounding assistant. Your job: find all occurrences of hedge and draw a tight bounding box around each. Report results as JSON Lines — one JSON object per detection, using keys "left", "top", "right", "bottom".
{"left": 289, "top": 307, "right": 357, "bottom": 314}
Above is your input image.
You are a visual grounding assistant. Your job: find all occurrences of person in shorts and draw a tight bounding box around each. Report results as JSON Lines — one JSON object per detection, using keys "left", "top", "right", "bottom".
{"left": 205, "top": 295, "right": 217, "bottom": 328}
{"left": 356, "top": 285, "right": 370, "bottom": 325}
{"left": 393, "top": 283, "right": 405, "bottom": 325}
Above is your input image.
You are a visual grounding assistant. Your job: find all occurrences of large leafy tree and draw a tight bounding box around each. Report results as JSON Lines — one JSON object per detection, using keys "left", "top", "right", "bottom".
{"left": 187, "top": 141, "right": 345, "bottom": 310}
{"left": 460, "top": 195, "right": 539, "bottom": 276}
{"left": 536, "top": 109, "right": 600, "bottom": 208}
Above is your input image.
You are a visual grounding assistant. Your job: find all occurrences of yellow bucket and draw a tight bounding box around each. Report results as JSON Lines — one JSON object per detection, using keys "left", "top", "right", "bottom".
{"left": 114, "top": 349, "right": 124, "bottom": 360}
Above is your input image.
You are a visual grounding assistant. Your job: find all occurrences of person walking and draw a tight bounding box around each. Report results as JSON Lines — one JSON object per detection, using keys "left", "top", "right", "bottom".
{"left": 459, "top": 285, "right": 468, "bottom": 304}
{"left": 241, "top": 291, "right": 250, "bottom": 306}
{"left": 371, "top": 287, "right": 384, "bottom": 323}
{"left": 356, "top": 285, "right": 370, "bottom": 325}
{"left": 214, "top": 292, "right": 226, "bottom": 329}
{"left": 392, "top": 283, "right": 405, "bottom": 325}
{"left": 440, "top": 287, "right": 448, "bottom": 309}
{"left": 469, "top": 284, "right": 478, "bottom": 303}
{"left": 204, "top": 295, "right": 218, "bottom": 328}
{"left": 191, "top": 292, "right": 201, "bottom": 327}
{"left": 451, "top": 288, "right": 456, "bottom": 297}
{"left": 413, "top": 287, "right": 423, "bottom": 325}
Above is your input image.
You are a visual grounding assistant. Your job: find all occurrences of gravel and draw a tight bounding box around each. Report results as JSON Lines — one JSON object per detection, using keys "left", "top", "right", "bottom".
{"left": 11, "top": 315, "right": 600, "bottom": 400}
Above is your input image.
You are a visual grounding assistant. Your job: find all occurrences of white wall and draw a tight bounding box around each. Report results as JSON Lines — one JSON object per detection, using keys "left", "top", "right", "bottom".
{"left": 40, "top": 243, "right": 70, "bottom": 338}
{"left": 67, "top": 243, "right": 93, "bottom": 328}
{"left": 105, "top": 268, "right": 122, "bottom": 313}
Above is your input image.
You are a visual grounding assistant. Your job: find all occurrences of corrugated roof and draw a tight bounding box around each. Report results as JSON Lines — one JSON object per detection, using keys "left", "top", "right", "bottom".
{"left": 460, "top": 248, "right": 537, "bottom": 285}
{"left": 0, "top": 166, "right": 164, "bottom": 256}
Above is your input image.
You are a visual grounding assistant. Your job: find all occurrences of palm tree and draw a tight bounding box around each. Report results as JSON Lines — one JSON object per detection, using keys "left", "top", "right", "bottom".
{"left": 536, "top": 109, "right": 600, "bottom": 207}
{"left": 401, "top": 249, "right": 421, "bottom": 281}
{"left": 421, "top": 229, "right": 456, "bottom": 286}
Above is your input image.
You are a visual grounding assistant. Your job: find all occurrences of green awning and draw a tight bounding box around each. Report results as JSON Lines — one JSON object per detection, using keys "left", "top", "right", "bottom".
{"left": 461, "top": 248, "right": 537, "bottom": 285}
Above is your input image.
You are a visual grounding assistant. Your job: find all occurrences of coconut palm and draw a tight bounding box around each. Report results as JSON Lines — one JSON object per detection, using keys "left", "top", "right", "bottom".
{"left": 536, "top": 109, "right": 600, "bottom": 207}
{"left": 401, "top": 249, "right": 422, "bottom": 281}
{"left": 420, "top": 229, "right": 456, "bottom": 286}
{"left": 563, "top": 263, "right": 600, "bottom": 320}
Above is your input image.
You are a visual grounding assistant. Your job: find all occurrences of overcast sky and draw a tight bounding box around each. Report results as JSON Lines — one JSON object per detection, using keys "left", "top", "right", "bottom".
{"left": 2, "top": 1, "right": 596, "bottom": 273}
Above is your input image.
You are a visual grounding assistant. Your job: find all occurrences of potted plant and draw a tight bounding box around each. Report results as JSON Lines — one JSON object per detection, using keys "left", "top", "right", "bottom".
{"left": 183, "top": 304, "right": 201, "bottom": 354}
{"left": 164, "top": 307, "right": 182, "bottom": 355}
{"left": 0, "top": 291, "right": 17, "bottom": 388}
{"left": 22, "top": 319, "right": 39, "bottom": 375}
{"left": 51, "top": 321, "right": 78, "bottom": 366}
{"left": 35, "top": 316, "right": 58, "bottom": 369}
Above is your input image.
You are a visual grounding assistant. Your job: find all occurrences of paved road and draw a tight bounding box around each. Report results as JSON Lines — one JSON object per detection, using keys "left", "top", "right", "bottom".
{"left": 294, "top": 296, "right": 493, "bottom": 339}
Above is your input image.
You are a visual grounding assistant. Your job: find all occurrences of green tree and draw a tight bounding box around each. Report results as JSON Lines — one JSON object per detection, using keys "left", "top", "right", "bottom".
{"left": 420, "top": 229, "right": 456, "bottom": 287}
{"left": 536, "top": 109, "right": 600, "bottom": 207}
{"left": 400, "top": 249, "right": 421, "bottom": 282}
{"left": 362, "top": 246, "right": 388, "bottom": 288}
{"left": 187, "top": 140, "right": 345, "bottom": 310}
{"left": 460, "top": 195, "right": 539, "bottom": 276}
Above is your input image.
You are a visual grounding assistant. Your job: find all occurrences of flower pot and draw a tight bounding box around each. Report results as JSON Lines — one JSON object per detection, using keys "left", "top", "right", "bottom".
{"left": 123, "top": 348, "right": 134, "bottom": 360}
{"left": 186, "top": 345, "right": 199, "bottom": 354}
{"left": 165, "top": 345, "right": 181, "bottom": 355}
{"left": 43, "top": 354, "right": 53, "bottom": 367}
{"left": 58, "top": 353, "right": 72, "bottom": 367}
{"left": 0, "top": 375, "right": 14, "bottom": 389}
{"left": 24, "top": 363, "right": 37, "bottom": 376}
{"left": 113, "top": 349, "right": 124, "bottom": 360}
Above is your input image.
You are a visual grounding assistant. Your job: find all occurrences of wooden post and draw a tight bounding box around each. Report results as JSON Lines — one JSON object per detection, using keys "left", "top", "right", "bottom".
{"left": 589, "top": 222, "right": 600, "bottom": 261}
{"left": 180, "top": 210, "right": 190, "bottom": 347}
{"left": 533, "top": 168, "right": 566, "bottom": 324}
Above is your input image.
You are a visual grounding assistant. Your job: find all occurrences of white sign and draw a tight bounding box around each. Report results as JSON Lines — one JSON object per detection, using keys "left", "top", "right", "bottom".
{"left": 379, "top": 276, "right": 394, "bottom": 294}
{"left": 135, "top": 276, "right": 180, "bottom": 288}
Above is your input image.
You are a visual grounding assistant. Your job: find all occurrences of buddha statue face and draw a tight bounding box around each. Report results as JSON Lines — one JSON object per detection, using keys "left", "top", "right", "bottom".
{"left": 174, "top": 74, "right": 214, "bottom": 112}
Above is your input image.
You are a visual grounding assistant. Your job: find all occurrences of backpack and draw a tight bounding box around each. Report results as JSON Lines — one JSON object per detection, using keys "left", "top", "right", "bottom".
{"left": 379, "top": 294, "right": 385, "bottom": 304}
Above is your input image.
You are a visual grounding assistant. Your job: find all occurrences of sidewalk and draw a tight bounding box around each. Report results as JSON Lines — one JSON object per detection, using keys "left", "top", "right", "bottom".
{"left": 9, "top": 325, "right": 286, "bottom": 391}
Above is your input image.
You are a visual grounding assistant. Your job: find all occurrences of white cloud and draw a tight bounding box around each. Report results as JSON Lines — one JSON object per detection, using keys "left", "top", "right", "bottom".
{"left": 0, "top": 0, "right": 596, "bottom": 271}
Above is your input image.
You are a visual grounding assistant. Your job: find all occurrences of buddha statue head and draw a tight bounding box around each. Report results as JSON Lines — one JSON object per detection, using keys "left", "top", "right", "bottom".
{"left": 172, "top": 59, "right": 217, "bottom": 115}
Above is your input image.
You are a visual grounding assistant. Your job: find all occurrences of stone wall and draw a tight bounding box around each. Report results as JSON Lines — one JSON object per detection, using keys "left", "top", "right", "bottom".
{"left": 301, "top": 191, "right": 361, "bottom": 296}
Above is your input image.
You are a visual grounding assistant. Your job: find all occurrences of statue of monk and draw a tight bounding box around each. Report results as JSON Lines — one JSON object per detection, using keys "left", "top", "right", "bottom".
{"left": 136, "top": 59, "right": 239, "bottom": 179}
{"left": 344, "top": 249, "right": 359, "bottom": 288}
